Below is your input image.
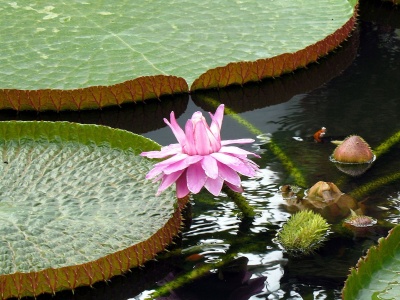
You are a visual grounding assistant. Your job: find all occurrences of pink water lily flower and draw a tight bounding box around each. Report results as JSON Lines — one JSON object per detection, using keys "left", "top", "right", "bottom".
{"left": 141, "top": 104, "right": 260, "bottom": 198}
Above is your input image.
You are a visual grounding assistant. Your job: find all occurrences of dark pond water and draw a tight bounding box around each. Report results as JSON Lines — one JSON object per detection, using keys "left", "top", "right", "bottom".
{"left": 3, "top": 1, "right": 400, "bottom": 299}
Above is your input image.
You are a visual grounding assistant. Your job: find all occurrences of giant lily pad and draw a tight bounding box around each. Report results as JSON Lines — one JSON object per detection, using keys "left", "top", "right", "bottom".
{"left": 0, "top": 0, "right": 357, "bottom": 111}
{"left": 342, "top": 225, "right": 400, "bottom": 300}
{"left": 0, "top": 121, "right": 188, "bottom": 298}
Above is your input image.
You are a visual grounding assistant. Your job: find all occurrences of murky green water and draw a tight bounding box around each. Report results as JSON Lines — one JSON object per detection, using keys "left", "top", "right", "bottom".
{"left": 3, "top": 1, "right": 399, "bottom": 299}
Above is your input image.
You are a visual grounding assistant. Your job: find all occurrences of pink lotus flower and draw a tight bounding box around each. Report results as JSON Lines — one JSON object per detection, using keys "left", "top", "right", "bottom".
{"left": 141, "top": 104, "right": 260, "bottom": 198}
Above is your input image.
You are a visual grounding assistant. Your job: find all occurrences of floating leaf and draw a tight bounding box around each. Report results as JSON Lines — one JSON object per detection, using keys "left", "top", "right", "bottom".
{"left": 0, "top": 0, "right": 357, "bottom": 111}
{"left": 0, "top": 121, "right": 188, "bottom": 298}
{"left": 0, "top": 76, "right": 188, "bottom": 111}
{"left": 342, "top": 225, "right": 400, "bottom": 300}
{"left": 192, "top": 24, "right": 360, "bottom": 113}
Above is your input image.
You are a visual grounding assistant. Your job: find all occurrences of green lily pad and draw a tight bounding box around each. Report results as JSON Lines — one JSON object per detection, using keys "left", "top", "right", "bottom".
{"left": 342, "top": 225, "right": 400, "bottom": 300}
{"left": 0, "top": 121, "right": 187, "bottom": 298}
{"left": 0, "top": 0, "right": 357, "bottom": 110}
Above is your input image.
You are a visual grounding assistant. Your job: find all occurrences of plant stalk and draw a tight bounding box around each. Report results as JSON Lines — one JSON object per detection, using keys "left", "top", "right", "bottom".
{"left": 145, "top": 253, "right": 236, "bottom": 299}
{"left": 222, "top": 186, "right": 256, "bottom": 218}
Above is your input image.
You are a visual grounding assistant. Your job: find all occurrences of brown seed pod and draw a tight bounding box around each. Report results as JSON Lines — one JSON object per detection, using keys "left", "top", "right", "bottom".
{"left": 332, "top": 135, "right": 374, "bottom": 163}
{"left": 344, "top": 209, "right": 377, "bottom": 228}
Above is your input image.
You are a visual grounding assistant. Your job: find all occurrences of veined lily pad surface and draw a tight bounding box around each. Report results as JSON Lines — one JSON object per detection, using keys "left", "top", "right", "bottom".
{"left": 0, "top": 121, "right": 187, "bottom": 298}
{"left": 342, "top": 225, "right": 400, "bottom": 300}
{"left": 0, "top": 0, "right": 357, "bottom": 110}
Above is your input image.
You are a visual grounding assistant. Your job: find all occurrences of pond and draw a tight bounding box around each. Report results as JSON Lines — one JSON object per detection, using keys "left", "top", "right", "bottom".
{"left": 2, "top": 1, "right": 399, "bottom": 299}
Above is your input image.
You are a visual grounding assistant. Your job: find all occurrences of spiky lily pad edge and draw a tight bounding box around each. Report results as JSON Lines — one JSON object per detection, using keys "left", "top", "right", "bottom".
{"left": 0, "top": 121, "right": 189, "bottom": 299}
{"left": 0, "top": 75, "right": 189, "bottom": 112}
{"left": 190, "top": 0, "right": 359, "bottom": 90}
{"left": 0, "top": 1, "right": 358, "bottom": 112}
{"left": 341, "top": 225, "right": 400, "bottom": 300}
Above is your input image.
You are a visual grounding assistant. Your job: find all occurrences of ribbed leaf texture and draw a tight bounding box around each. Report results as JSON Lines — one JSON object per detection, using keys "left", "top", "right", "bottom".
{"left": 0, "top": 0, "right": 357, "bottom": 111}
{"left": 342, "top": 225, "right": 400, "bottom": 300}
{"left": 0, "top": 121, "right": 188, "bottom": 299}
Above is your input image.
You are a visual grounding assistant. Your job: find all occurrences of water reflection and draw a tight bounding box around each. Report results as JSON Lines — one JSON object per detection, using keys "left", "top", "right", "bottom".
{"left": 154, "top": 256, "right": 266, "bottom": 300}
{"left": 0, "top": 93, "right": 189, "bottom": 134}
{"left": 191, "top": 25, "right": 359, "bottom": 115}
{"left": 5, "top": 2, "right": 400, "bottom": 299}
{"left": 171, "top": 12, "right": 398, "bottom": 299}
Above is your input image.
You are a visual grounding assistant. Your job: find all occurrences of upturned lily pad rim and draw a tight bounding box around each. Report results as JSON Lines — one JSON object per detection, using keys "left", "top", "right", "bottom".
{"left": 0, "top": 121, "right": 189, "bottom": 299}
{"left": 0, "top": 120, "right": 161, "bottom": 153}
{"left": 342, "top": 225, "right": 400, "bottom": 299}
{"left": 0, "top": 0, "right": 359, "bottom": 111}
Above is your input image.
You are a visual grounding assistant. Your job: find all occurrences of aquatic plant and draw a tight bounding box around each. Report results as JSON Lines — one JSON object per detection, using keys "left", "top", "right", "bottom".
{"left": 344, "top": 209, "right": 377, "bottom": 228}
{"left": 149, "top": 256, "right": 266, "bottom": 300}
{"left": 307, "top": 181, "right": 342, "bottom": 202}
{"left": 350, "top": 171, "right": 400, "bottom": 200}
{"left": 283, "top": 182, "right": 361, "bottom": 224}
{"left": 373, "top": 129, "right": 400, "bottom": 158}
{"left": 0, "top": 121, "right": 188, "bottom": 299}
{"left": 0, "top": 0, "right": 358, "bottom": 111}
{"left": 196, "top": 95, "right": 308, "bottom": 187}
{"left": 276, "top": 210, "right": 330, "bottom": 256}
{"left": 141, "top": 104, "right": 260, "bottom": 199}
{"left": 342, "top": 225, "right": 400, "bottom": 300}
{"left": 330, "top": 135, "right": 376, "bottom": 176}
{"left": 332, "top": 135, "right": 374, "bottom": 163}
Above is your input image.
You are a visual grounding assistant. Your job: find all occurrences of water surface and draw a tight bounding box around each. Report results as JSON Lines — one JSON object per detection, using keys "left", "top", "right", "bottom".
{"left": 2, "top": 1, "right": 400, "bottom": 299}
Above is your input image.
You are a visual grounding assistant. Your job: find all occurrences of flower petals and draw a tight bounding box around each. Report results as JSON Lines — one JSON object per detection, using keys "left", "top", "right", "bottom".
{"left": 220, "top": 146, "right": 261, "bottom": 158}
{"left": 201, "top": 155, "right": 218, "bottom": 179}
{"left": 141, "top": 143, "right": 182, "bottom": 159}
{"left": 211, "top": 152, "right": 258, "bottom": 177}
{"left": 142, "top": 104, "right": 260, "bottom": 197}
{"left": 176, "top": 171, "right": 190, "bottom": 198}
{"left": 209, "top": 104, "right": 224, "bottom": 137}
{"left": 164, "top": 111, "right": 186, "bottom": 146}
{"left": 156, "top": 170, "right": 185, "bottom": 196}
{"left": 193, "top": 116, "right": 213, "bottom": 155}
{"left": 210, "top": 152, "right": 243, "bottom": 167}
{"left": 217, "top": 162, "right": 241, "bottom": 186}
{"left": 204, "top": 176, "right": 224, "bottom": 196}
{"left": 225, "top": 182, "right": 244, "bottom": 193}
{"left": 163, "top": 155, "right": 203, "bottom": 174}
{"left": 186, "top": 162, "right": 207, "bottom": 194}
{"left": 184, "top": 120, "right": 196, "bottom": 155}
{"left": 152, "top": 153, "right": 188, "bottom": 168}
{"left": 145, "top": 153, "right": 188, "bottom": 179}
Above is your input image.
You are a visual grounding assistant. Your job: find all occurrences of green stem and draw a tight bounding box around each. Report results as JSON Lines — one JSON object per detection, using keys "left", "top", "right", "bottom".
{"left": 349, "top": 171, "right": 400, "bottom": 200}
{"left": 222, "top": 186, "right": 256, "bottom": 218}
{"left": 337, "top": 130, "right": 400, "bottom": 190}
{"left": 145, "top": 253, "right": 236, "bottom": 299}
{"left": 374, "top": 130, "right": 400, "bottom": 158}
{"left": 203, "top": 96, "right": 307, "bottom": 187}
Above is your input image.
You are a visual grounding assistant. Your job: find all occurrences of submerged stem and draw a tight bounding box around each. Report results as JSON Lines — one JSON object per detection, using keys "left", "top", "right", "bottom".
{"left": 222, "top": 186, "right": 256, "bottom": 218}
{"left": 337, "top": 130, "right": 400, "bottom": 192}
{"left": 202, "top": 96, "right": 307, "bottom": 187}
{"left": 373, "top": 130, "right": 400, "bottom": 158}
{"left": 146, "top": 253, "right": 236, "bottom": 299}
{"left": 349, "top": 172, "right": 400, "bottom": 200}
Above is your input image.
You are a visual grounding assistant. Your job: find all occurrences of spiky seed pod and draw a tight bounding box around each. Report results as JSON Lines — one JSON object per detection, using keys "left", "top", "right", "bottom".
{"left": 276, "top": 210, "right": 330, "bottom": 256}
{"left": 344, "top": 210, "right": 377, "bottom": 227}
{"left": 332, "top": 135, "right": 374, "bottom": 163}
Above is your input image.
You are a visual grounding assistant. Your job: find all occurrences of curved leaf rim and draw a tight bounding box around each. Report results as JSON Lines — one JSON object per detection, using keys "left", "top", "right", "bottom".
{"left": 0, "top": 121, "right": 188, "bottom": 299}
{"left": 0, "top": 1, "right": 358, "bottom": 111}
{"left": 342, "top": 225, "right": 400, "bottom": 299}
